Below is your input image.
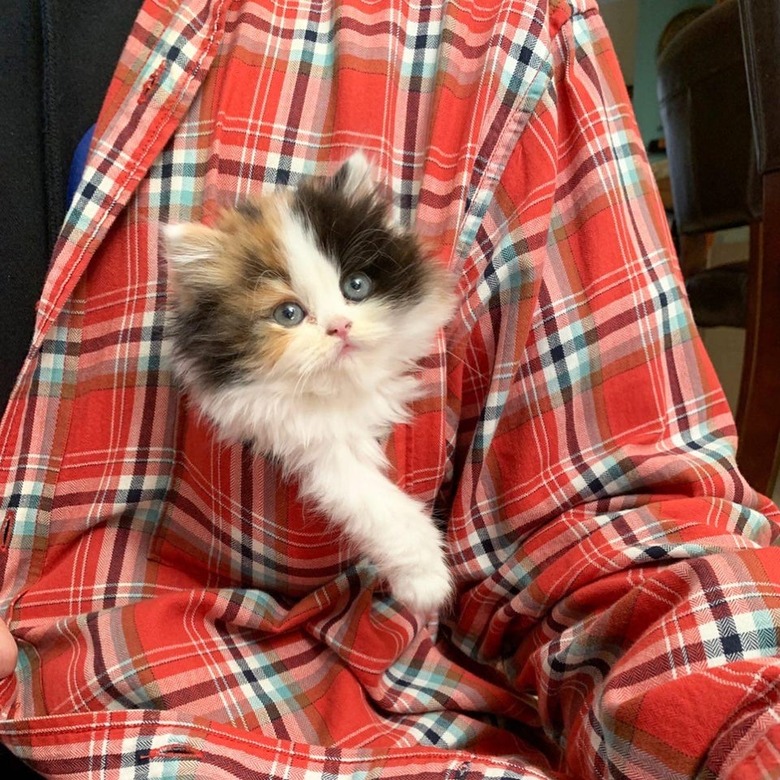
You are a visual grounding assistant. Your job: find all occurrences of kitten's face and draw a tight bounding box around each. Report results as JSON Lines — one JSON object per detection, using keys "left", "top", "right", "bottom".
{"left": 164, "top": 153, "right": 454, "bottom": 395}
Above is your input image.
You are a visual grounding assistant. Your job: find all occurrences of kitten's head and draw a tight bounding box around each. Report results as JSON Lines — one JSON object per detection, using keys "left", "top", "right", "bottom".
{"left": 163, "top": 153, "right": 455, "bottom": 397}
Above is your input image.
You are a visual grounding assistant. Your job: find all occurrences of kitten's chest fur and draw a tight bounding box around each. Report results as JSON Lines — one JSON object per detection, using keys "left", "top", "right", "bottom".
{"left": 199, "top": 370, "right": 421, "bottom": 466}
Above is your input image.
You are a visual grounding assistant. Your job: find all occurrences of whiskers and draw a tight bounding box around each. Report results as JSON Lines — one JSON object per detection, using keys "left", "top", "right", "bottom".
{"left": 290, "top": 357, "right": 320, "bottom": 397}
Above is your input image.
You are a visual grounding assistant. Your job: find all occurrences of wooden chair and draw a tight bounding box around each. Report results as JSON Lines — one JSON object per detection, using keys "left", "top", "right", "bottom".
{"left": 736, "top": 0, "right": 780, "bottom": 496}
{"left": 657, "top": 0, "right": 780, "bottom": 496}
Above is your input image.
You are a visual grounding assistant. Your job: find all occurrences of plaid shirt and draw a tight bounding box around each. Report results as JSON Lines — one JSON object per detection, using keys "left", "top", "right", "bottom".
{"left": 1, "top": 1, "right": 779, "bottom": 777}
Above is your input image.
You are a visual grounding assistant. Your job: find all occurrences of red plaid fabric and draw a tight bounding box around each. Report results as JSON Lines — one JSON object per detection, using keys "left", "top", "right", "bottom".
{"left": 1, "top": 1, "right": 779, "bottom": 777}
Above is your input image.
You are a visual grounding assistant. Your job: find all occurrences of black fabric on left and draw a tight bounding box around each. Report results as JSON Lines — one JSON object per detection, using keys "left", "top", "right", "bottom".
{"left": 0, "top": 2, "right": 143, "bottom": 775}
{"left": 0, "top": 0, "right": 143, "bottom": 415}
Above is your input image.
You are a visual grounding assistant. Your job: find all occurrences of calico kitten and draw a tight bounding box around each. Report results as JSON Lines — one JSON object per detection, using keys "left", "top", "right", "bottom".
{"left": 163, "top": 152, "right": 456, "bottom": 614}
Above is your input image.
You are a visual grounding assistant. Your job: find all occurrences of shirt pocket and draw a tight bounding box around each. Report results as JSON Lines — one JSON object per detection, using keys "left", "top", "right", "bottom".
{"left": 147, "top": 395, "right": 346, "bottom": 598}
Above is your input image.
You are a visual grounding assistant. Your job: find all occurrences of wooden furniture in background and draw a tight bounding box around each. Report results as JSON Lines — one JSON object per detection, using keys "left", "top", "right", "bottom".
{"left": 657, "top": 0, "right": 780, "bottom": 496}
{"left": 735, "top": 0, "right": 780, "bottom": 496}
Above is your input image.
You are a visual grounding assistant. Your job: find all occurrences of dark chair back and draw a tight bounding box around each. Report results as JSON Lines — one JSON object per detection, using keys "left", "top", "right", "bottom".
{"left": 657, "top": 0, "right": 780, "bottom": 496}
{"left": 658, "top": 0, "right": 761, "bottom": 235}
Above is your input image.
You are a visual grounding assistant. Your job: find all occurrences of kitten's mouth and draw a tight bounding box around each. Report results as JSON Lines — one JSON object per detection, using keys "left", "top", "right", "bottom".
{"left": 329, "top": 334, "right": 364, "bottom": 363}
{"left": 336, "top": 341, "right": 357, "bottom": 358}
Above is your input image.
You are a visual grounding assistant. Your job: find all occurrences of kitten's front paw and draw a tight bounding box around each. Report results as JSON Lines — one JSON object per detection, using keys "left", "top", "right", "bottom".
{"left": 387, "top": 554, "right": 452, "bottom": 616}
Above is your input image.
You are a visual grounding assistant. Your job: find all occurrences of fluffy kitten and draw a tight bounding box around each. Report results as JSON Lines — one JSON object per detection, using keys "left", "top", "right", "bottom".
{"left": 163, "top": 153, "right": 456, "bottom": 614}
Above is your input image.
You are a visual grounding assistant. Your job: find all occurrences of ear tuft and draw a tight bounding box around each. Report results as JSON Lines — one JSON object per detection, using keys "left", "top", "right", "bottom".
{"left": 331, "top": 151, "right": 375, "bottom": 199}
{"left": 162, "top": 223, "right": 223, "bottom": 267}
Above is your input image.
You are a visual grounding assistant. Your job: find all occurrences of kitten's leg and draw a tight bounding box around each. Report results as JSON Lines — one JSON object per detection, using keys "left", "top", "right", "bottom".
{"left": 297, "top": 444, "right": 451, "bottom": 614}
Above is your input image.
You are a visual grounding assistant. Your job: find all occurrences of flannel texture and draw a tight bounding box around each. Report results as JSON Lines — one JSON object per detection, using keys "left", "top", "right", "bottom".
{"left": 1, "top": 0, "right": 779, "bottom": 777}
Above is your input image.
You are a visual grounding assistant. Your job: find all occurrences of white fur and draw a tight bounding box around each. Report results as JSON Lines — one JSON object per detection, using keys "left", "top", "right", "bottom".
{"left": 337, "top": 150, "right": 374, "bottom": 200}
{"left": 169, "top": 183, "right": 456, "bottom": 615}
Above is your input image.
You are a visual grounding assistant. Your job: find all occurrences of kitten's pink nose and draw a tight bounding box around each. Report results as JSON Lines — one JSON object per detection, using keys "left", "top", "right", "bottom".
{"left": 327, "top": 317, "right": 353, "bottom": 341}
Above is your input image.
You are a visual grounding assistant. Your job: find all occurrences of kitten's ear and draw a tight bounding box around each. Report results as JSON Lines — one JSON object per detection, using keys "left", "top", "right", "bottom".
{"left": 331, "top": 151, "right": 375, "bottom": 199}
{"left": 162, "top": 223, "right": 227, "bottom": 297}
{"left": 163, "top": 223, "right": 223, "bottom": 267}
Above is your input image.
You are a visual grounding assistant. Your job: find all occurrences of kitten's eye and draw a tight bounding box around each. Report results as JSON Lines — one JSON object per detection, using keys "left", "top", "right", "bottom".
{"left": 272, "top": 302, "right": 306, "bottom": 327}
{"left": 342, "top": 272, "right": 372, "bottom": 302}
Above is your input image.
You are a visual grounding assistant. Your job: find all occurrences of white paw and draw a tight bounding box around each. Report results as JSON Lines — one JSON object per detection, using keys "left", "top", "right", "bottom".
{"left": 386, "top": 552, "right": 452, "bottom": 615}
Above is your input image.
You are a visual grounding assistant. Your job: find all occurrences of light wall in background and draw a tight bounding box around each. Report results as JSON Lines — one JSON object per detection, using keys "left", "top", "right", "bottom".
{"left": 600, "top": 0, "right": 715, "bottom": 149}
{"left": 599, "top": 0, "right": 639, "bottom": 87}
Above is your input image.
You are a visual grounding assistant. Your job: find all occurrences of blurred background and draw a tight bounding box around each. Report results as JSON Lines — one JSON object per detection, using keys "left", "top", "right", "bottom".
{"left": 601, "top": 0, "right": 780, "bottom": 502}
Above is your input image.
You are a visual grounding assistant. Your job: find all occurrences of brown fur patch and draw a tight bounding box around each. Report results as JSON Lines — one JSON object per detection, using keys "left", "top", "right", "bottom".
{"left": 244, "top": 279, "right": 298, "bottom": 318}
{"left": 233, "top": 320, "right": 295, "bottom": 372}
{"left": 257, "top": 326, "right": 295, "bottom": 369}
{"left": 216, "top": 195, "right": 291, "bottom": 282}
{"left": 213, "top": 203, "right": 302, "bottom": 372}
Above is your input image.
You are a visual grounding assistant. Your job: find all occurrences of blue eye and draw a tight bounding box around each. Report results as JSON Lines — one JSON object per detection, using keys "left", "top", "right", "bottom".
{"left": 273, "top": 302, "right": 306, "bottom": 327}
{"left": 342, "top": 272, "right": 372, "bottom": 302}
